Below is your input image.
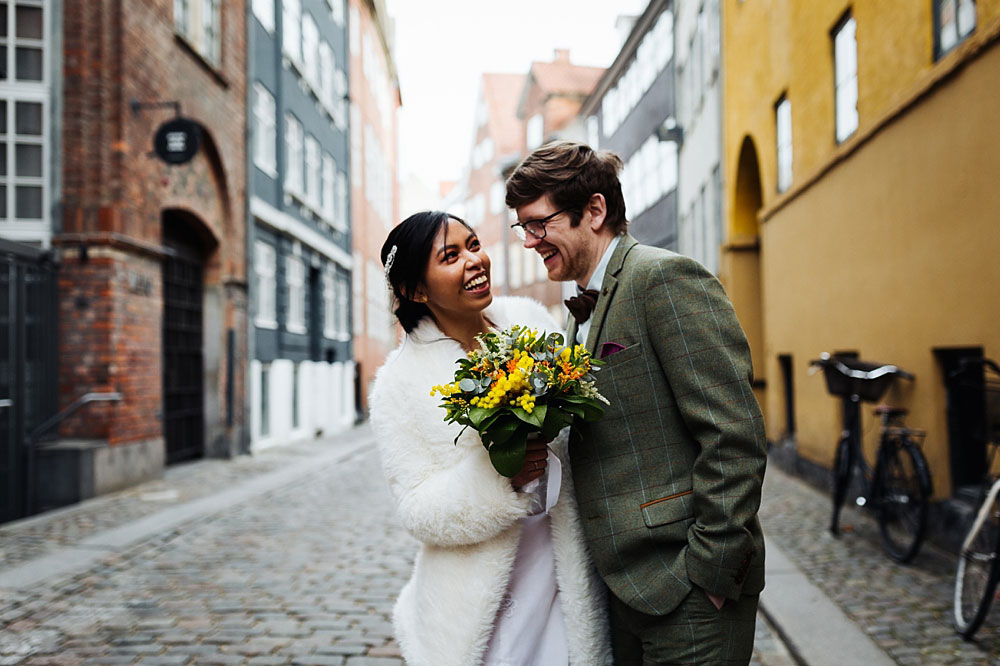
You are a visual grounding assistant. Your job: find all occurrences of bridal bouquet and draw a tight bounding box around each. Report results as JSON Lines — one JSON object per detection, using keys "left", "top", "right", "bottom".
{"left": 431, "top": 325, "right": 608, "bottom": 477}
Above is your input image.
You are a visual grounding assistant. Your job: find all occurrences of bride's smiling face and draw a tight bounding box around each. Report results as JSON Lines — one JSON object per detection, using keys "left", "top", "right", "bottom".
{"left": 415, "top": 221, "right": 492, "bottom": 318}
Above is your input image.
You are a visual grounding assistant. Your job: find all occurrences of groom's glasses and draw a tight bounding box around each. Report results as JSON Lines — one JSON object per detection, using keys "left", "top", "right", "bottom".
{"left": 510, "top": 208, "right": 571, "bottom": 241}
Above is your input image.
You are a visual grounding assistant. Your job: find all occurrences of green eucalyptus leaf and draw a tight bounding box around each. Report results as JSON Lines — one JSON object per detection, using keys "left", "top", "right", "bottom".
{"left": 459, "top": 378, "right": 477, "bottom": 392}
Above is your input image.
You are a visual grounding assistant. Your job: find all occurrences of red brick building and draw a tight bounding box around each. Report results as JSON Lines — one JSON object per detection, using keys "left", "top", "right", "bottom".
{"left": 47, "top": 0, "right": 248, "bottom": 506}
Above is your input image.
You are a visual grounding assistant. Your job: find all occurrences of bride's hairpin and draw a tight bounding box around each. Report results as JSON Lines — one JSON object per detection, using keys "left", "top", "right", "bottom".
{"left": 383, "top": 245, "right": 398, "bottom": 281}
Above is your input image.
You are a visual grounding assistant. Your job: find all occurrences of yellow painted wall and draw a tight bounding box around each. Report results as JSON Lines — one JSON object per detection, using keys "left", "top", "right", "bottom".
{"left": 723, "top": 0, "right": 1000, "bottom": 498}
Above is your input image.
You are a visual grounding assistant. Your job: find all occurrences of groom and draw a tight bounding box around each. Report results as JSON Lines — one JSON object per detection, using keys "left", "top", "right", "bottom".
{"left": 506, "top": 141, "right": 767, "bottom": 664}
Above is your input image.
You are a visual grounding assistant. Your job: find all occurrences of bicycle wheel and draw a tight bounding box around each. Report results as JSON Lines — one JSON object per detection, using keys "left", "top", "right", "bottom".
{"left": 954, "top": 486, "right": 1000, "bottom": 638}
{"left": 830, "top": 433, "right": 854, "bottom": 536}
{"left": 873, "top": 438, "right": 931, "bottom": 563}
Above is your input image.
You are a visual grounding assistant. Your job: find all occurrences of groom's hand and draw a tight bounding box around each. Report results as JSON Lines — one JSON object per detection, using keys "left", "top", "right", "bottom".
{"left": 510, "top": 435, "right": 550, "bottom": 489}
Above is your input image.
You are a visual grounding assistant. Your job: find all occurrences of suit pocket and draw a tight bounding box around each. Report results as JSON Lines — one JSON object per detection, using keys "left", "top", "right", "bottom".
{"left": 640, "top": 490, "right": 694, "bottom": 541}
{"left": 599, "top": 341, "right": 643, "bottom": 369}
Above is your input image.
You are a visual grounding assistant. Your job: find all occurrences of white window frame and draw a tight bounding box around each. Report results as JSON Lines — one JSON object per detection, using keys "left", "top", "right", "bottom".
{"left": 305, "top": 134, "right": 321, "bottom": 207}
{"left": 323, "top": 266, "right": 337, "bottom": 338}
{"left": 252, "top": 82, "right": 277, "bottom": 176}
{"left": 336, "top": 273, "right": 350, "bottom": 338}
{"left": 526, "top": 114, "right": 544, "bottom": 150}
{"left": 254, "top": 240, "right": 277, "bottom": 328}
{"left": 302, "top": 13, "right": 320, "bottom": 89}
{"left": 286, "top": 254, "right": 306, "bottom": 334}
{"left": 775, "top": 95, "right": 793, "bottom": 193}
{"left": 284, "top": 114, "right": 303, "bottom": 195}
{"left": 328, "top": 0, "right": 345, "bottom": 27}
{"left": 322, "top": 153, "right": 336, "bottom": 221}
{"left": 936, "top": 0, "right": 977, "bottom": 58}
{"left": 282, "top": 0, "right": 302, "bottom": 64}
{"left": 833, "top": 14, "right": 859, "bottom": 143}
{"left": 335, "top": 171, "right": 348, "bottom": 232}
{"left": 252, "top": 0, "right": 274, "bottom": 32}
{"left": 174, "top": 0, "right": 221, "bottom": 66}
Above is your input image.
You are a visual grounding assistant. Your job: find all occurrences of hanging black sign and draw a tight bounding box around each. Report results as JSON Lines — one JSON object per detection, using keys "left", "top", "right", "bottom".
{"left": 153, "top": 117, "right": 202, "bottom": 165}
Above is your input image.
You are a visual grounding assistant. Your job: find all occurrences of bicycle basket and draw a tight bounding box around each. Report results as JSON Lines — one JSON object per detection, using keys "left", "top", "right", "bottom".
{"left": 822, "top": 357, "right": 900, "bottom": 402}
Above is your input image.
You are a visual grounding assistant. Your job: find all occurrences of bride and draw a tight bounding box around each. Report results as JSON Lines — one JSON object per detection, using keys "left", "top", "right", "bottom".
{"left": 369, "top": 211, "right": 611, "bottom": 666}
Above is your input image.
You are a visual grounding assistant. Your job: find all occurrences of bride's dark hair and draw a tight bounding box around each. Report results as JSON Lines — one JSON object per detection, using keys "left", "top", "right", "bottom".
{"left": 381, "top": 211, "right": 471, "bottom": 333}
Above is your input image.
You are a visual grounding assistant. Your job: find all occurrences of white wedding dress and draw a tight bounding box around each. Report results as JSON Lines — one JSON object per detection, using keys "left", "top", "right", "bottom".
{"left": 482, "top": 450, "right": 569, "bottom": 666}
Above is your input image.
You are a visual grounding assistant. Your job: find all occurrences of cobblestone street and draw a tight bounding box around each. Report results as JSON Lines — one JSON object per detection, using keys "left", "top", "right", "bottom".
{"left": 760, "top": 460, "right": 1000, "bottom": 665}
{"left": 0, "top": 427, "right": 795, "bottom": 665}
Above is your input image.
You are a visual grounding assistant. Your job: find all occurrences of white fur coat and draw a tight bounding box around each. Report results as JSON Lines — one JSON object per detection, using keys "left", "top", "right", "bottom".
{"left": 369, "top": 296, "right": 611, "bottom": 666}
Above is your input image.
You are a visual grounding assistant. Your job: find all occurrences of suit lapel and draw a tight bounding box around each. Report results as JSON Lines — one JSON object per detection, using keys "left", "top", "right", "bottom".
{"left": 566, "top": 317, "right": 579, "bottom": 348}
{"left": 585, "top": 234, "right": 638, "bottom": 352}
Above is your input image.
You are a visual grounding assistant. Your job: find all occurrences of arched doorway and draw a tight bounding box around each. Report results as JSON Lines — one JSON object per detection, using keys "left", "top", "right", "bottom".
{"left": 729, "top": 136, "right": 766, "bottom": 411}
{"left": 161, "top": 210, "right": 216, "bottom": 464}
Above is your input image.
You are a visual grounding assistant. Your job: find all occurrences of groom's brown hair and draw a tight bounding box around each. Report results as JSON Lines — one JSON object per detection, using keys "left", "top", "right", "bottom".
{"left": 505, "top": 140, "right": 628, "bottom": 235}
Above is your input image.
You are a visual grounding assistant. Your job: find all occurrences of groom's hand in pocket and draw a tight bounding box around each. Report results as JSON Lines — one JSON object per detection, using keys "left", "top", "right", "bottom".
{"left": 510, "top": 435, "right": 550, "bottom": 489}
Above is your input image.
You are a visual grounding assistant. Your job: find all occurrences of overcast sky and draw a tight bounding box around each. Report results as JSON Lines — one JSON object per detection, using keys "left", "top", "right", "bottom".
{"left": 384, "top": 0, "right": 646, "bottom": 195}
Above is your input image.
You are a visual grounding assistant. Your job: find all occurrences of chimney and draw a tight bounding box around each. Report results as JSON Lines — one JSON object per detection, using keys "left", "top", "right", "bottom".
{"left": 553, "top": 49, "right": 571, "bottom": 64}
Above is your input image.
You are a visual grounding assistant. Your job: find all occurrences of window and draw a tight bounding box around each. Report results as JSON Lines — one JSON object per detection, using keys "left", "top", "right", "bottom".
{"left": 328, "top": 0, "right": 345, "bottom": 27}
{"left": 284, "top": 114, "right": 303, "bottom": 194}
{"left": 490, "top": 181, "right": 505, "bottom": 215}
{"left": 349, "top": 5, "right": 360, "bottom": 55}
{"left": 305, "top": 135, "right": 321, "bottom": 206}
{"left": 833, "top": 14, "right": 858, "bottom": 143}
{"left": 174, "top": 0, "right": 220, "bottom": 65}
{"left": 302, "top": 13, "right": 319, "bottom": 88}
{"left": 286, "top": 254, "right": 306, "bottom": 333}
{"left": 252, "top": 0, "right": 274, "bottom": 32}
{"left": 586, "top": 116, "right": 599, "bottom": 149}
{"left": 4, "top": 0, "right": 45, "bottom": 83}
{"left": 775, "top": 95, "right": 793, "bottom": 193}
{"left": 526, "top": 114, "right": 544, "bottom": 150}
{"left": 282, "top": 0, "right": 301, "bottom": 64}
{"left": 322, "top": 153, "right": 335, "bottom": 221}
{"left": 323, "top": 267, "right": 336, "bottom": 338}
{"left": 336, "top": 171, "right": 348, "bottom": 231}
{"left": 254, "top": 241, "right": 277, "bottom": 327}
{"left": 252, "top": 83, "right": 276, "bottom": 174}
{"left": 336, "top": 274, "right": 349, "bottom": 338}
{"left": 320, "top": 42, "right": 335, "bottom": 109}
{"left": 935, "top": 0, "right": 976, "bottom": 59}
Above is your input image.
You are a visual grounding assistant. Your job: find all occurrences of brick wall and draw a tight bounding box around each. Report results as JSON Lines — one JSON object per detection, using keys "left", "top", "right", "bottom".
{"left": 57, "top": 0, "right": 248, "bottom": 452}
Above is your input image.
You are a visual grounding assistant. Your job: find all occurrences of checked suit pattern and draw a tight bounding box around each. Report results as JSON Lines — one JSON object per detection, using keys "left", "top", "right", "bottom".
{"left": 568, "top": 234, "right": 767, "bottom": 617}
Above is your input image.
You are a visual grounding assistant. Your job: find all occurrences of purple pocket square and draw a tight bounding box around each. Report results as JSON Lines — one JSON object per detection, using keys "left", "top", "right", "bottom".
{"left": 600, "top": 342, "right": 626, "bottom": 359}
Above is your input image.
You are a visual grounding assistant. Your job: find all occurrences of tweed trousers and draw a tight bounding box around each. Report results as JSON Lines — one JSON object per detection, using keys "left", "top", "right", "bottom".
{"left": 609, "top": 589, "right": 758, "bottom": 665}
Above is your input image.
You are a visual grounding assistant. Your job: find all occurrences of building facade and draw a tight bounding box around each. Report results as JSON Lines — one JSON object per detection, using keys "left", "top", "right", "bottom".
{"left": 506, "top": 50, "right": 604, "bottom": 315}
{"left": 578, "top": 0, "right": 679, "bottom": 252}
{"left": 248, "top": 0, "right": 354, "bottom": 449}
{"left": 462, "top": 73, "right": 524, "bottom": 312}
{"left": 348, "top": 0, "right": 401, "bottom": 416}
{"left": 48, "top": 0, "right": 249, "bottom": 510}
{"left": 675, "top": 0, "right": 723, "bottom": 276}
{"left": 724, "top": 0, "right": 1000, "bottom": 504}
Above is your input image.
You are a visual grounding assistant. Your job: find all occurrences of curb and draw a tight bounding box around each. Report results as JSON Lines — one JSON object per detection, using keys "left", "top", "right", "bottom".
{"left": 0, "top": 430, "right": 376, "bottom": 590}
{"left": 759, "top": 540, "right": 896, "bottom": 666}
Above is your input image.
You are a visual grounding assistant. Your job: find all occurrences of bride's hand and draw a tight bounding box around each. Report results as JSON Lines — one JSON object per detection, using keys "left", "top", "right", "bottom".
{"left": 510, "top": 435, "right": 550, "bottom": 489}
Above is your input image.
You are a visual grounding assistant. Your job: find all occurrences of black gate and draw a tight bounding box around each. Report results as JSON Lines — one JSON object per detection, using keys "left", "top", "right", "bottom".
{"left": 0, "top": 239, "right": 58, "bottom": 524}
{"left": 162, "top": 239, "right": 204, "bottom": 464}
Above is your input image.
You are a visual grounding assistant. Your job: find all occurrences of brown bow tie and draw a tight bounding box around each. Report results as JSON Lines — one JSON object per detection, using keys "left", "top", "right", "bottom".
{"left": 565, "top": 289, "right": 599, "bottom": 324}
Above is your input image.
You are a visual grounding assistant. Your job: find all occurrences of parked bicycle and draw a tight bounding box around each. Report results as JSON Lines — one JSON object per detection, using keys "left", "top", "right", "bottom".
{"left": 951, "top": 357, "right": 1000, "bottom": 639}
{"left": 810, "top": 353, "right": 932, "bottom": 563}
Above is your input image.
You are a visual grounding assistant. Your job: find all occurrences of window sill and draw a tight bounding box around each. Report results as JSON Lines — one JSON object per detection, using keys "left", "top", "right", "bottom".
{"left": 174, "top": 34, "right": 229, "bottom": 88}
{"left": 255, "top": 318, "right": 279, "bottom": 330}
{"left": 255, "top": 162, "right": 278, "bottom": 179}
{"left": 286, "top": 324, "right": 307, "bottom": 335}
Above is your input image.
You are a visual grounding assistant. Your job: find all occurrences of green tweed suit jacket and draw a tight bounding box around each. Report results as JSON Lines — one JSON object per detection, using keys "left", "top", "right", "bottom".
{"left": 568, "top": 234, "right": 767, "bottom": 617}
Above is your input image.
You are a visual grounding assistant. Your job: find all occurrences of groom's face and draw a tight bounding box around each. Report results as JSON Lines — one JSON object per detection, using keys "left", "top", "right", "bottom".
{"left": 514, "top": 195, "right": 597, "bottom": 285}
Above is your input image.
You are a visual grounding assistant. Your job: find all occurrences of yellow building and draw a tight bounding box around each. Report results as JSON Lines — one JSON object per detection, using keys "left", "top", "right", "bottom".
{"left": 722, "top": 0, "right": 1000, "bottom": 500}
